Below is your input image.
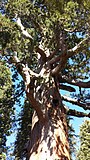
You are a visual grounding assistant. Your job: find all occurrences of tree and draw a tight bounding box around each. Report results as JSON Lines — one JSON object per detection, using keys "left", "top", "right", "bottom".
{"left": 0, "top": 60, "right": 15, "bottom": 159}
{"left": 0, "top": 0, "right": 90, "bottom": 159}
{"left": 77, "top": 120, "right": 90, "bottom": 160}
{"left": 14, "top": 103, "right": 76, "bottom": 160}
{"left": 14, "top": 100, "right": 33, "bottom": 159}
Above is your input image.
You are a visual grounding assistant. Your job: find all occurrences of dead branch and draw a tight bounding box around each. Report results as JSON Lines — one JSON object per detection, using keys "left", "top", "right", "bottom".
{"left": 16, "top": 16, "right": 46, "bottom": 60}
{"left": 67, "top": 36, "right": 90, "bottom": 58}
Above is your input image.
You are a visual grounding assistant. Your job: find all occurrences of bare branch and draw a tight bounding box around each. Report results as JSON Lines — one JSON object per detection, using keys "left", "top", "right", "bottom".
{"left": 64, "top": 28, "right": 76, "bottom": 33}
{"left": 67, "top": 36, "right": 90, "bottom": 58}
{"left": 16, "top": 16, "right": 47, "bottom": 60}
{"left": 35, "top": 46, "right": 46, "bottom": 61}
{"left": 67, "top": 109, "right": 90, "bottom": 118}
{"left": 59, "top": 84, "right": 76, "bottom": 92}
{"left": 62, "top": 95, "right": 90, "bottom": 110}
{"left": 47, "top": 54, "right": 62, "bottom": 66}
{"left": 16, "top": 16, "right": 33, "bottom": 40}
{"left": 59, "top": 75, "right": 90, "bottom": 88}
{"left": 51, "top": 57, "right": 67, "bottom": 75}
{"left": 47, "top": 50, "right": 58, "bottom": 61}
{"left": 10, "top": 52, "right": 46, "bottom": 122}
{"left": 12, "top": 52, "right": 39, "bottom": 78}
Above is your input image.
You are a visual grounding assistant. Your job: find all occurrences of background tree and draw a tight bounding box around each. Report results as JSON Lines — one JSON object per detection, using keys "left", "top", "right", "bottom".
{"left": 14, "top": 100, "right": 33, "bottom": 160}
{"left": 0, "top": 60, "right": 15, "bottom": 159}
{"left": 77, "top": 120, "right": 90, "bottom": 160}
{"left": 0, "top": 0, "right": 90, "bottom": 159}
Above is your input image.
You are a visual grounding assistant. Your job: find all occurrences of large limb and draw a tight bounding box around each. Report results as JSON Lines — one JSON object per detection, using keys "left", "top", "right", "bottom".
{"left": 51, "top": 56, "right": 67, "bottom": 75}
{"left": 59, "top": 75, "right": 90, "bottom": 88}
{"left": 59, "top": 84, "right": 76, "bottom": 92}
{"left": 62, "top": 95, "right": 90, "bottom": 110}
{"left": 67, "top": 109, "right": 90, "bottom": 118}
{"left": 11, "top": 52, "right": 46, "bottom": 123}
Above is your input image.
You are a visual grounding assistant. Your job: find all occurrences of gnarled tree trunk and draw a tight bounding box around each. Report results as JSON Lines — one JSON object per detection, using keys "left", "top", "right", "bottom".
{"left": 26, "top": 78, "right": 70, "bottom": 160}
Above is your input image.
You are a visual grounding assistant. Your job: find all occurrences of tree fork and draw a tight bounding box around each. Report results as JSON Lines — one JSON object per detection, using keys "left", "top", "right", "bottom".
{"left": 25, "top": 79, "right": 70, "bottom": 160}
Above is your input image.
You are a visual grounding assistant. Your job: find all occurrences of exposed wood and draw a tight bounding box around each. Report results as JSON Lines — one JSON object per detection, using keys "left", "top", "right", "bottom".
{"left": 9, "top": 52, "right": 45, "bottom": 122}
{"left": 26, "top": 92, "right": 47, "bottom": 123}
{"left": 16, "top": 16, "right": 33, "bottom": 40}
{"left": 67, "top": 36, "right": 90, "bottom": 58}
{"left": 16, "top": 16, "right": 47, "bottom": 60}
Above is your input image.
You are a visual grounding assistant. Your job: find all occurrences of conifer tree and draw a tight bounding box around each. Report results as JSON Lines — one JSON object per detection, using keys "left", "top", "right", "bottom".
{"left": 77, "top": 120, "right": 90, "bottom": 160}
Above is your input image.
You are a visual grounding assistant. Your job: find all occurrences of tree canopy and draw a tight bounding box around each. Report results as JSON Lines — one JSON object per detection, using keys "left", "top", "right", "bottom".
{"left": 0, "top": 0, "right": 90, "bottom": 159}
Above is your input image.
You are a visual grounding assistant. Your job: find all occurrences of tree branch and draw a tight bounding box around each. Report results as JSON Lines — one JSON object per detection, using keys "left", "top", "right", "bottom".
{"left": 67, "top": 36, "right": 90, "bottom": 58}
{"left": 16, "top": 15, "right": 46, "bottom": 60}
{"left": 59, "top": 84, "right": 76, "bottom": 92}
{"left": 51, "top": 57, "right": 67, "bottom": 75}
{"left": 35, "top": 46, "right": 46, "bottom": 61}
{"left": 12, "top": 52, "right": 39, "bottom": 78}
{"left": 67, "top": 109, "right": 90, "bottom": 118}
{"left": 62, "top": 95, "right": 90, "bottom": 110}
{"left": 59, "top": 75, "right": 90, "bottom": 88}
{"left": 47, "top": 53, "right": 62, "bottom": 66}
{"left": 16, "top": 16, "right": 33, "bottom": 40}
{"left": 47, "top": 50, "right": 58, "bottom": 61}
{"left": 10, "top": 52, "right": 46, "bottom": 122}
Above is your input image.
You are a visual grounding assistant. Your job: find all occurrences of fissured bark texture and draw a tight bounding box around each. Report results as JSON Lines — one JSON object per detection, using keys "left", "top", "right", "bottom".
{"left": 27, "top": 109, "right": 70, "bottom": 160}
{"left": 26, "top": 79, "right": 70, "bottom": 160}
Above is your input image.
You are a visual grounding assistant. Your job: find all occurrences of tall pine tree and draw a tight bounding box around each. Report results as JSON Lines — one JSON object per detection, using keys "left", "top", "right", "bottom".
{"left": 77, "top": 120, "right": 90, "bottom": 160}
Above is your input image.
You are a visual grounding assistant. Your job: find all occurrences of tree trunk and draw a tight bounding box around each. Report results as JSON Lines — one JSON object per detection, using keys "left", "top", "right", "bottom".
{"left": 28, "top": 111, "right": 70, "bottom": 160}
{"left": 26, "top": 81, "right": 70, "bottom": 160}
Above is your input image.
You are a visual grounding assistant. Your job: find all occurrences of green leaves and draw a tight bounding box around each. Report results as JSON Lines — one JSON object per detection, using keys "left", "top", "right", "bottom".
{"left": 77, "top": 120, "right": 90, "bottom": 160}
{"left": 0, "top": 60, "right": 15, "bottom": 156}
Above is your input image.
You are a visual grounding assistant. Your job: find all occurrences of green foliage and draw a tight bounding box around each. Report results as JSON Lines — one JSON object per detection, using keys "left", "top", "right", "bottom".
{"left": 0, "top": 60, "right": 15, "bottom": 158}
{"left": 0, "top": 0, "right": 90, "bottom": 159}
{"left": 67, "top": 116, "right": 76, "bottom": 159}
{"left": 77, "top": 120, "right": 90, "bottom": 160}
{"left": 14, "top": 100, "right": 33, "bottom": 159}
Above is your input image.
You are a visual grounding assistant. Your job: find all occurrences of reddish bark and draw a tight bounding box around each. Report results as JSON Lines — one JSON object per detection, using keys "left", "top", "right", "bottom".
{"left": 26, "top": 84, "right": 70, "bottom": 160}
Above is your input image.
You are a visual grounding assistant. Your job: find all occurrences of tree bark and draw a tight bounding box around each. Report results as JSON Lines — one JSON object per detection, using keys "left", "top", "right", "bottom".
{"left": 26, "top": 81, "right": 70, "bottom": 160}
{"left": 28, "top": 112, "right": 70, "bottom": 160}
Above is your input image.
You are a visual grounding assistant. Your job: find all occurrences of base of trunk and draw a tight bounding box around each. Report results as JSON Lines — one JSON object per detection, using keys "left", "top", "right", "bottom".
{"left": 27, "top": 111, "right": 70, "bottom": 160}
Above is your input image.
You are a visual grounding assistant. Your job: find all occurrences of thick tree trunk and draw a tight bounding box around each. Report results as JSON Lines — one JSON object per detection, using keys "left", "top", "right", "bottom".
{"left": 27, "top": 101, "right": 70, "bottom": 160}
{"left": 25, "top": 76, "right": 70, "bottom": 160}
